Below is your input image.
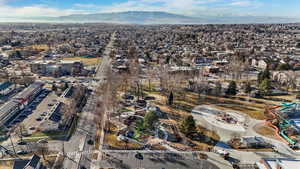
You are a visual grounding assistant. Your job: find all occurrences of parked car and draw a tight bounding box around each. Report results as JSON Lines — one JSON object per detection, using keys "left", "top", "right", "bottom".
{"left": 22, "top": 133, "right": 31, "bottom": 137}
{"left": 29, "top": 127, "right": 35, "bottom": 130}
{"left": 19, "top": 114, "right": 27, "bottom": 118}
{"left": 87, "top": 139, "right": 94, "bottom": 145}
{"left": 16, "top": 150, "right": 28, "bottom": 155}
{"left": 36, "top": 117, "right": 43, "bottom": 121}
{"left": 37, "top": 139, "right": 48, "bottom": 144}
{"left": 17, "top": 141, "right": 27, "bottom": 145}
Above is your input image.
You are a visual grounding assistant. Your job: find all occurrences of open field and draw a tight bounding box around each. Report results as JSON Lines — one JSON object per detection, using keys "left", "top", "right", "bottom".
{"left": 253, "top": 124, "right": 282, "bottom": 141}
{"left": 62, "top": 57, "right": 101, "bottom": 65}
{"left": 14, "top": 44, "right": 50, "bottom": 51}
{"left": 146, "top": 90, "right": 266, "bottom": 120}
{"left": 0, "top": 161, "right": 14, "bottom": 169}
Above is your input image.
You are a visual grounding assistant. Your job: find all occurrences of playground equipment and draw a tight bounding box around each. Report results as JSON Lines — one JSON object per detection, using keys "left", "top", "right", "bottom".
{"left": 265, "top": 102, "right": 300, "bottom": 146}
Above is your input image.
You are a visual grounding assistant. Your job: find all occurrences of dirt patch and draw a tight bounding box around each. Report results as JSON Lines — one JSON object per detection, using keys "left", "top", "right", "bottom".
{"left": 0, "top": 161, "right": 14, "bottom": 169}
{"left": 254, "top": 123, "right": 283, "bottom": 141}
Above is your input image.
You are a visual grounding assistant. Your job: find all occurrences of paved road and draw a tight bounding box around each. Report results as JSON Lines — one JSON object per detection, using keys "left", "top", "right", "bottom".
{"left": 95, "top": 152, "right": 223, "bottom": 169}
{"left": 62, "top": 32, "right": 115, "bottom": 169}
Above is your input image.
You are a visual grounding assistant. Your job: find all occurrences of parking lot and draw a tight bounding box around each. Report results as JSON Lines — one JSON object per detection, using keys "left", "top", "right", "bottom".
{"left": 6, "top": 89, "right": 60, "bottom": 135}
{"left": 22, "top": 91, "right": 59, "bottom": 134}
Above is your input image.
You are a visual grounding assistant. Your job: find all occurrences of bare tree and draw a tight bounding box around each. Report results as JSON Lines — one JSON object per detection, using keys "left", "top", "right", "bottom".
{"left": 37, "top": 143, "right": 49, "bottom": 161}
{"left": 227, "top": 55, "right": 247, "bottom": 80}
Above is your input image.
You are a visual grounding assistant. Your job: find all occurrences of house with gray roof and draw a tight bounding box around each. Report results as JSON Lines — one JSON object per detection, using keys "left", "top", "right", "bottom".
{"left": 13, "top": 154, "right": 45, "bottom": 169}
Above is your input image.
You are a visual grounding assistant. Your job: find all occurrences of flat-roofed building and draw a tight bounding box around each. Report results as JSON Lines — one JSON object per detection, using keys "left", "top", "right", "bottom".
{"left": 30, "top": 60, "right": 84, "bottom": 77}
{"left": 0, "top": 81, "right": 14, "bottom": 96}
{"left": 14, "top": 82, "right": 43, "bottom": 107}
{"left": 256, "top": 158, "right": 300, "bottom": 169}
{"left": 0, "top": 100, "right": 20, "bottom": 126}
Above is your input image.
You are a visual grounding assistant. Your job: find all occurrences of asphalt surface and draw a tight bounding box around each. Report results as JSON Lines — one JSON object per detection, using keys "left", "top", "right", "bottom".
{"left": 96, "top": 152, "right": 221, "bottom": 169}
{"left": 62, "top": 32, "right": 115, "bottom": 169}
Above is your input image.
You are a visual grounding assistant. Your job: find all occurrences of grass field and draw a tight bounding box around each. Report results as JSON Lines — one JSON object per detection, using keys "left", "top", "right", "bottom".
{"left": 15, "top": 44, "right": 50, "bottom": 51}
{"left": 0, "top": 161, "right": 13, "bottom": 169}
{"left": 254, "top": 124, "right": 283, "bottom": 141}
{"left": 62, "top": 57, "right": 101, "bottom": 65}
{"left": 104, "top": 123, "right": 142, "bottom": 150}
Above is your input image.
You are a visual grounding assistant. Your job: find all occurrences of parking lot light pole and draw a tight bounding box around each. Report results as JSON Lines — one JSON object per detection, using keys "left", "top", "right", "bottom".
{"left": 9, "top": 134, "right": 16, "bottom": 155}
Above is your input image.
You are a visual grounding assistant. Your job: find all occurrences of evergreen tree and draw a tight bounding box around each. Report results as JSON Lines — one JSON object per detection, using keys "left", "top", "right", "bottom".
{"left": 226, "top": 81, "right": 237, "bottom": 95}
{"left": 63, "top": 82, "right": 69, "bottom": 90}
{"left": 296, "top": 91, "right": 300, "bottom": 99}
{"left": 168, "top": 91, "right": 174, "bottom": 105}
{"left": 276, "top": 63, "right": 292, "bottom": 71}
{"left": 259, "top": 79, "right": 272, "bottom": 95}
{"left": 143, "top": 111, "right": 159, "bottom": 130}
{"left": 52, "top": 84, "right": 57, "bottom": 92}
{"left": 180, "top": 115, "right": 196, "bottom": 136}
{"left": 244, "top": 82, "right": 252, "bottom": 94}
{"left": 258, "top": 68, "right": 271, "bottom": 83}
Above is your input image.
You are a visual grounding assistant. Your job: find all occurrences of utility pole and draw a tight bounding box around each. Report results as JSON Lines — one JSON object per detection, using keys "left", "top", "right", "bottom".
{"left": 9, "top": 134, "right": 16, "bottom": 155}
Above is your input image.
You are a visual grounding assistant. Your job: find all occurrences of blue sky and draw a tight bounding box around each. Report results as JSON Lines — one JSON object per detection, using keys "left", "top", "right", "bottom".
{"left": 0, "top": 0, "right": 299, "bottom": 18}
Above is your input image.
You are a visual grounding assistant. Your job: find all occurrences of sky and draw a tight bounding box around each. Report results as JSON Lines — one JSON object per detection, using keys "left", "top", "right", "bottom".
{"left": 0, "top": 0, "right": 299, "bottom": 18}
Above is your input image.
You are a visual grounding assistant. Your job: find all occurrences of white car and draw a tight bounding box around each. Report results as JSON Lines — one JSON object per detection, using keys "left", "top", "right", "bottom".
{"left": 215, "top": 149, "right": 229, "bottom": 156}
{"left": 117, "top": 135, "right": 127, "bottom": 141}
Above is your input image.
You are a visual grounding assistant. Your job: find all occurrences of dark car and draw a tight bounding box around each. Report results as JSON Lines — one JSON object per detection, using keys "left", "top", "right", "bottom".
{"left": 22, "top": 133, "right": 31, "bottom": 137}
{"left": 19, "top": 114, "right": 27, "bottom": 118}
{"left": 135, "top": 100, "right": 147, "bottom": 108}
{"left": 16, "top": 150, "right": 28, "bottom": 155}
{"left": 17, "top": 141, "right": 27, "bottom": 145}
{"left": 135, "top": 153, "right": 144, "bottom": 160}
{"left": 122, "top": 94, "right": 134, "bottom": 100}
{"left": 36, "top": 117, "right": 43, "bottom": 121}
{"left": 14, "top": 119, "right": 21, "bottom": 123}
{"left": 87, "top": 139, "right": 94, "bottom": 145}
{"left": 145, "top": 96, "right": 156, "bottom": 100}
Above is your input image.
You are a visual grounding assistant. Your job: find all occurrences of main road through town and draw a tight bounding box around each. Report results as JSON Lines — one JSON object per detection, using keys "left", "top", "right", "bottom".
{"left": 62, "top": 32, "right": 115, "bottom": 169}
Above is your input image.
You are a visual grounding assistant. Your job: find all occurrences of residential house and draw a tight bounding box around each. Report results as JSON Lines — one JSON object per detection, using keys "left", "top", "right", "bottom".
{"left": 13, "top": 154, "right": 45, "bottom": 169}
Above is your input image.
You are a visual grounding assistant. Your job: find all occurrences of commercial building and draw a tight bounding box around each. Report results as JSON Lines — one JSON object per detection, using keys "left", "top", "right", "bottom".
{"left": 14, "top": 82, "right": 43, "bottom": 108}
{"left": 0, "top": 82, "right": 43, "bottom": 126}
{"left": 0, "top": 100, "right": 20, "bottom": 126}
{"left": 30, "top": 60, "right": 84, "bottom": 77}
{"left": 0, "top": 81, "right": 14, "bottom": 96}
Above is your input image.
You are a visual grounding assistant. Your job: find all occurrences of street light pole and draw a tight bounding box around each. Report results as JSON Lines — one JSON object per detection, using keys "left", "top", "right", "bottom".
{"left": 9, "top": 134, "right": 16, "bottom": 155}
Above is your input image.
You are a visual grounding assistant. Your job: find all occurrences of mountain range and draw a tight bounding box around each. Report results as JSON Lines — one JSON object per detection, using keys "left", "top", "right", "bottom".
{"left": 7, "top": 11, "right": 300, "bottom": 24}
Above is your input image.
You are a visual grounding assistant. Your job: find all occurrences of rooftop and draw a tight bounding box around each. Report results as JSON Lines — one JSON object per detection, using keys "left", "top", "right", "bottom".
{"left": 258, "top": 158, "right": 300, "bottom": 169}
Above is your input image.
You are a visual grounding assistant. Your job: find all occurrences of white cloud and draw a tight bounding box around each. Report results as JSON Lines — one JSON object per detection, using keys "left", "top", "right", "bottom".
{"left": 0, "top": 3, "right": 87, "bottom": 18}
{"left": 228, "top": 0, "right": 262, "bottom": 7}
{"left": 229, "top": 1, "right": 251, "bottom": 6}
{"left": 0, "top": 0, "right": 267, "bottom": 18}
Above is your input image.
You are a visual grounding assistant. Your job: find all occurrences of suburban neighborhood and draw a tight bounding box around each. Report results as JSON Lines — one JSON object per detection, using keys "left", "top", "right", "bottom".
{"left": 1, "top": 21, "right": 300, "bottom": 169}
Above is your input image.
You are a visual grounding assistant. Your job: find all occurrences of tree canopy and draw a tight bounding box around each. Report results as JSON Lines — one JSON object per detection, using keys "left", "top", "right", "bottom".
{"left": 259, "top": 79, "right": 272, "bottom": 95}
{"left": 143, "top": 111, "right": 159, "bottom": 130}
{"left": 180, "top": 115, "right": 196, "bottom": 135}
{"left": 226, "top": 81, "right": 237, "bottom": 95}
{"left": 258, "top": 68, "right": 271, "bottom": 83}
{"left": 244, "top": 82, "right": 252, "bottom": 94}
{"left": 276, "top": 63, "right": 292, "bottom": 71}
{"left": 168, "top": 91, "right": 174, "bottom": 105}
